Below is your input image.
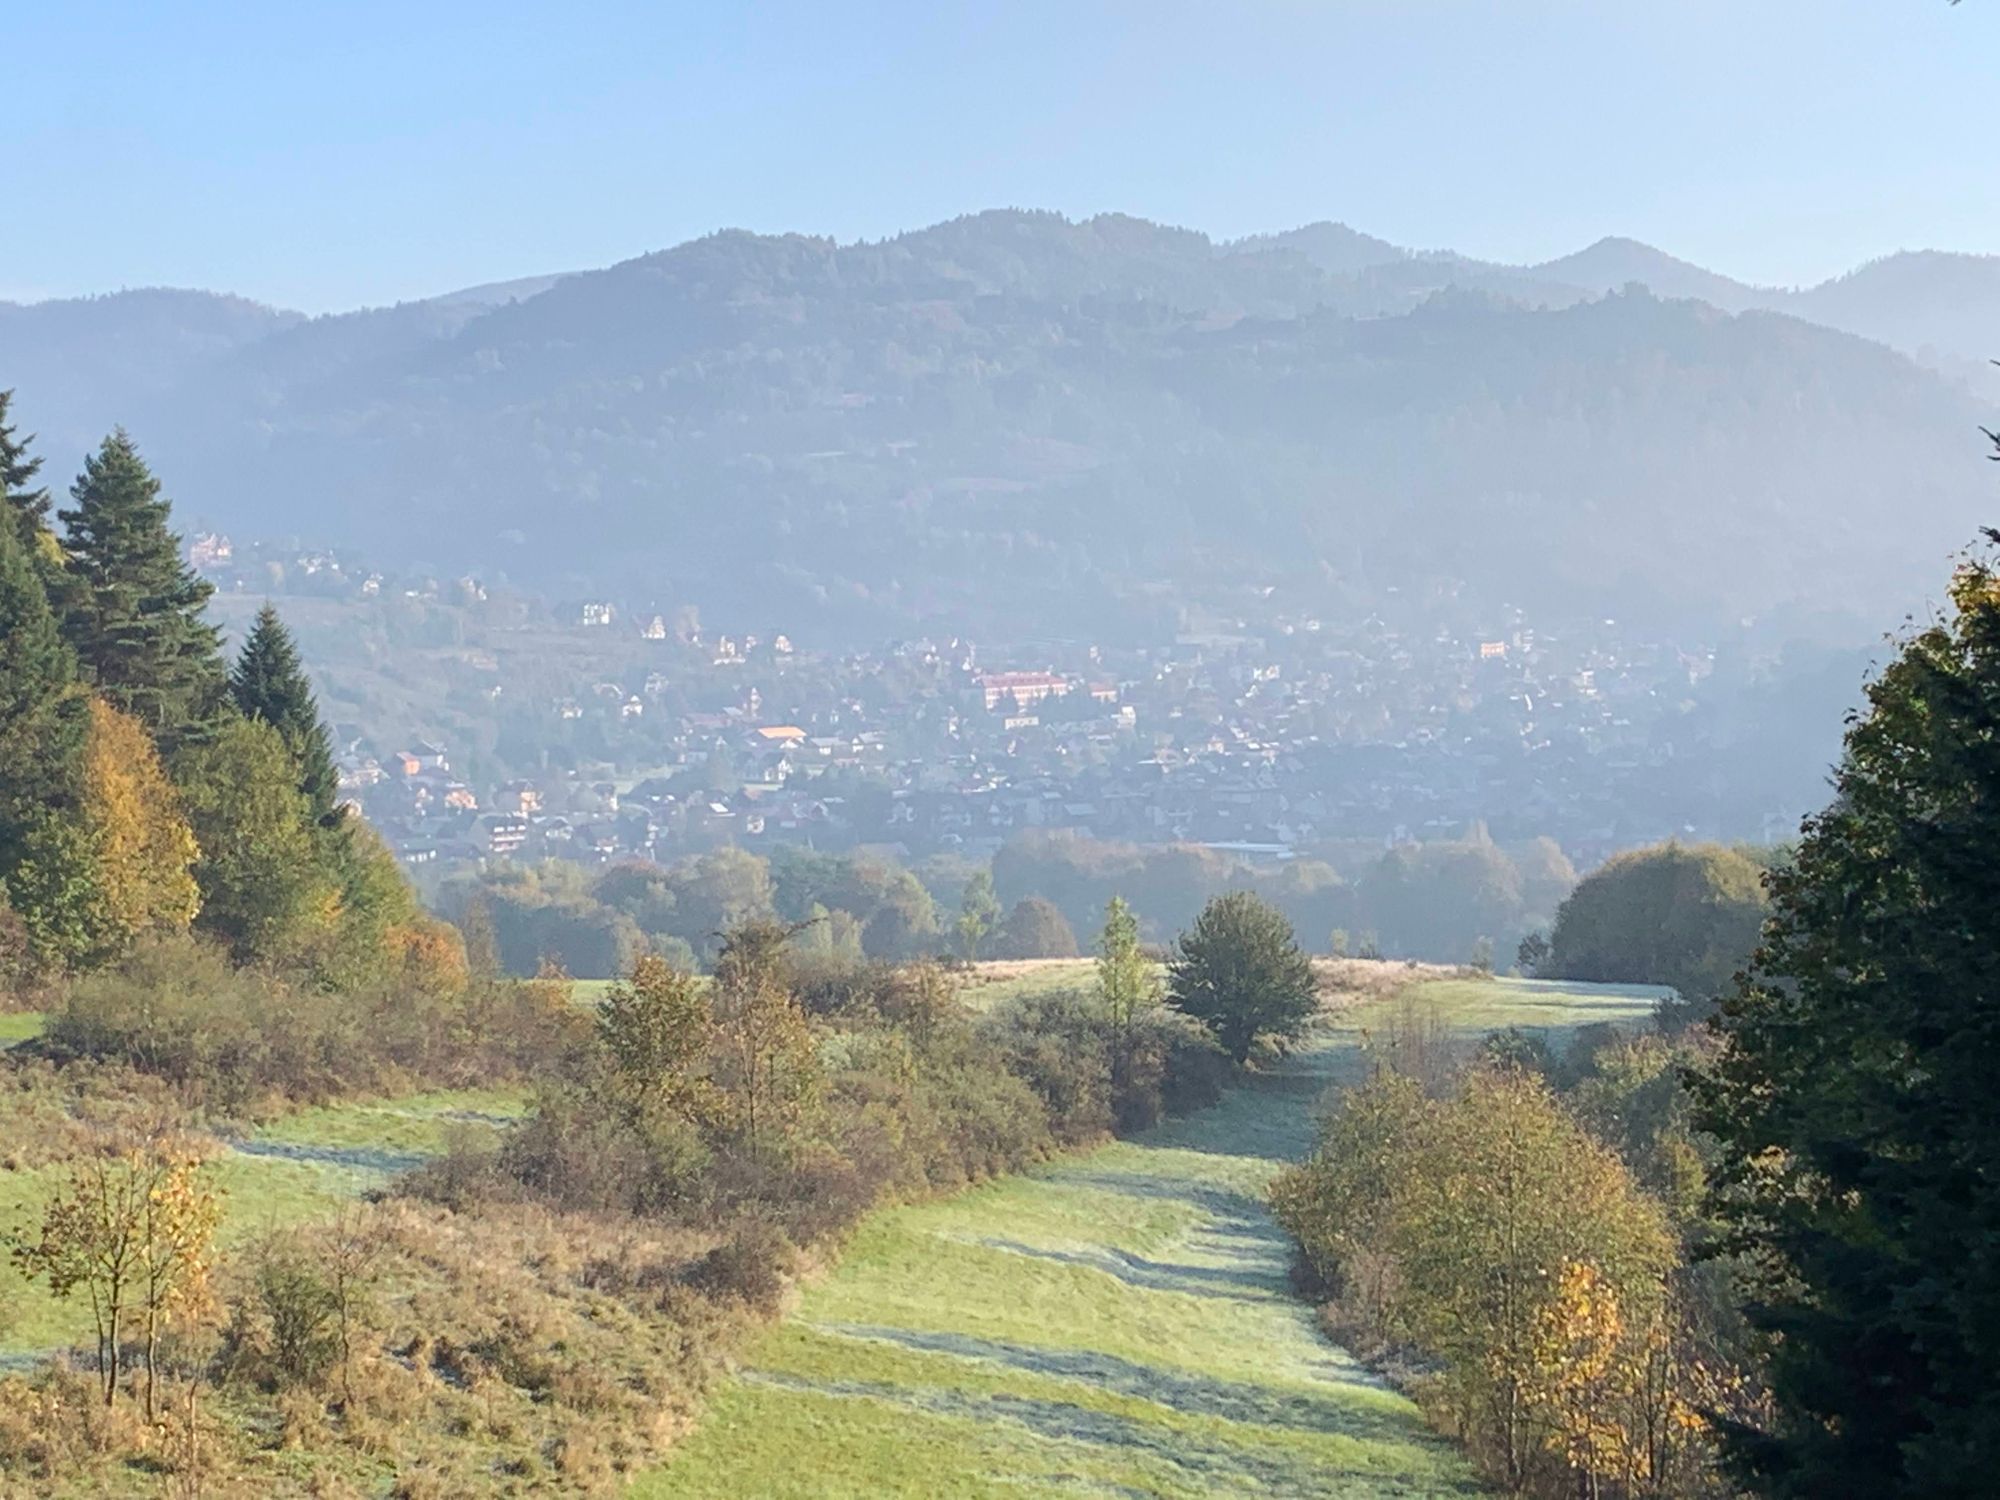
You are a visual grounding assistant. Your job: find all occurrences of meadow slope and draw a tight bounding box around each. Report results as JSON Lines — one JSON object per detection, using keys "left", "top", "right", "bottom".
{"left": 637, "top": 972, "right": 1659, "bottom": 1499}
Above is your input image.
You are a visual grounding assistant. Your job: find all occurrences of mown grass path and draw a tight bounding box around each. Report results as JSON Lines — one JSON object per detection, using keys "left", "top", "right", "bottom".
{"left": 638, "top": 978, "right": 1657, "bottom": 1498}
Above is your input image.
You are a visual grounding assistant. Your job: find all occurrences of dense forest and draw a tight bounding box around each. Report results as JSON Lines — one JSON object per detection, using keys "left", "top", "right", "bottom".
{"left": 4, "top": 212, "right": 1994, "bottom": 642}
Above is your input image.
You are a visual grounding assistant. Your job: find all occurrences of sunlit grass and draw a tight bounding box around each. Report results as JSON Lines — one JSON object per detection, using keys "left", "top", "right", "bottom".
{"left": 0, "top": 1085, "right": 527, "bottom": 1358}
{"left": 0, "top": 1012, "right": 45, "bottom": 1049}
{"left": 640, "top": 969, "right": 1658, "bottom": 1497}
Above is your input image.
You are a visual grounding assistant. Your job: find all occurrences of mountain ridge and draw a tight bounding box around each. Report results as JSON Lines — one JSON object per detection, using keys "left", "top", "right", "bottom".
{"left": 3, "top": 210, "right": 1995, "bottom": 644}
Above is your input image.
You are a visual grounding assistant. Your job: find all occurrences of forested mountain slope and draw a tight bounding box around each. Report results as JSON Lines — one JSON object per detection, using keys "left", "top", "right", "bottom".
{"left": 5, "top": 211, "right": 1995, "bottom": 641}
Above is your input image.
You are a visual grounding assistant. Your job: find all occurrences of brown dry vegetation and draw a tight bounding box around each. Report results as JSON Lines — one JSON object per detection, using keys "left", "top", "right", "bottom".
{"left": 0, "top": 939, "right": 1230, "bottom": 1495}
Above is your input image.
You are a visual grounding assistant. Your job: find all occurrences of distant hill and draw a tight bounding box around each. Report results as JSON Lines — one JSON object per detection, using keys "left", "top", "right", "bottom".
{"left": 1227, "top": 220, "right": 1408, "bottom": 274}
{"left": 1785, "top": 250, "right": 2000, "bottom": 365}
{"left": 1524, "top": 236, "right": 1767, "bottom": 312}
{"left": 3, "top": 211, "right": 1995, "bottom": 642}
{"left": 0, "top": 288, "right": 302, "bottom": 461}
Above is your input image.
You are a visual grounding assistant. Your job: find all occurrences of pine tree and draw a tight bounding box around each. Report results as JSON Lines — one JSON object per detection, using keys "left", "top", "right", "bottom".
{"left": 0, "top": 516, "right": 93, "bottom": 969}
{"left": 0, "top": 389, "right": 51, "bottom": 547}
{"left": 230, "top": 603, "right": 341, "bottom": 825}
{"left": 59, "top": 431, "right": 225, "bottom": 752}
{"left": 0, "top": 502, "right": 78, "bottom": 776}
{"left": 1696, "top": 533, "right": 2000, "bottom": 1496}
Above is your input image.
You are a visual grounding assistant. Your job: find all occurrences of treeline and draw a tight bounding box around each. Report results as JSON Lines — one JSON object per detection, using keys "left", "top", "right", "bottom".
{"left": 0, "top": 394, "right": 457, "bottom": 993}
{"left": 1274, "top": 1008, "right": 1758, "bottom": 1498}
{"left": 447, "top": 824, "right": 1582, "bottom": 981}
{"left": 993, "top": 826, "right": 1577, "bottom": 965}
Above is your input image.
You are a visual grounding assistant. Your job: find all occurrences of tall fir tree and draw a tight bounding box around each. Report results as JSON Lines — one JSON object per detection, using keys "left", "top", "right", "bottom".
{"left": 230, "top": 603, "right": 342, "bottom": 825}
{"left": 0, "top": 510, "right": 87, "bottom": 843}
{"left": 58, "top": 430, "right": 225, "bottom": 752}
{"left": 0, "top": 388, "right": 51, "bottom": 548}
{"left": 0, "top": 517, "right": 96, "bottom": 971}
{"left": 1696, "top": 531, "right": 2000, "bottom": 1497}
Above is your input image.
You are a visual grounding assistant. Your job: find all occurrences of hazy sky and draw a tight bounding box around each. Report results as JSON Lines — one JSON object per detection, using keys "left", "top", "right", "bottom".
{"left": 10, "top": 1, "right": 1997, "bottom": 312}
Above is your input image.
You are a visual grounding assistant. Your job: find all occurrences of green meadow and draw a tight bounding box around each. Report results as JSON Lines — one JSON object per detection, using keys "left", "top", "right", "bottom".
{"left": 0, "top": 1080, "right": 527, "bottom": 1360}
{"left": 637, "top": 973, "right": 1657, "bottom": 1499}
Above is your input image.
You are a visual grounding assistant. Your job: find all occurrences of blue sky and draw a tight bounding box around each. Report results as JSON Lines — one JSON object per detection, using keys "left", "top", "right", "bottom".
{"left": 10, "top": 1, "right": 1997, "bottom": 312}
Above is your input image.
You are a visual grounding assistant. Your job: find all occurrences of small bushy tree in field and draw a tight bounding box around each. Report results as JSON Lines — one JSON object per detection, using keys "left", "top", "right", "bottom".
{"left": 14, "top": 1143, "right": 219, "bottom": 1416}
{"left": 1167, "top": 891, "right": 1315, "bottom": 1064}
{"left": 1095, "top": 895, "right": 1157, "bottom": 1032}
{"left": 955, "top": 870, "right": 1001, "bottom": 961}
{"left": 710, "top": 919, "right": 820, "bottom": 1155}
{"left": 597, "top": 953, "right": 719, "bottom": 1131}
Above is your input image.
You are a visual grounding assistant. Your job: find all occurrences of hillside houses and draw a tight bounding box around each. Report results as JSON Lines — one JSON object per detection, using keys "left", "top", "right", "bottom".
{"left": 336, "top": 591, "right": 1758, "bottom": 877}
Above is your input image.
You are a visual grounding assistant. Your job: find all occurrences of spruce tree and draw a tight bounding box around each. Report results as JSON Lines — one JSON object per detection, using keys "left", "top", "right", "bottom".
{"left": 0, "top": 503, "right": 76, "bottom": 760}
{"left": 0, "top": 515, "right": 82, "bottom": 826}
{"left": 0, "top": 389, "right": 50, "bottom": 547}
{"left": 58, "top": 430, "right": 225, "bottom": 751}
{"left": 0, "top": 516, "right": 92, "bottom": 968}
{"left": 230, "top": 603, "right": 341, "bottom": 825}
{"left": 1697, "top": 531, "right": 2000, "bottom": 1496}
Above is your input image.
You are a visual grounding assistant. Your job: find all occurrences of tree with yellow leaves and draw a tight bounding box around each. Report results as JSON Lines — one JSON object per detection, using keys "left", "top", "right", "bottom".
{"left": 1522, "top": 1259, "right": 1642, "bottom": 1497}
{"left": 79, "top": 698, "right": 200, "bottom": 961}
{"left": 709, "top": 919, "right": 821, "bottom": 1155}
{"left": 13, "top": 1142, "right": 220, "bottom": 1415}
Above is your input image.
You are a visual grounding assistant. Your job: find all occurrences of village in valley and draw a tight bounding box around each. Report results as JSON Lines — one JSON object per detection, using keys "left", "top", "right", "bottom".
{"left": 182, "top": 534, "right": 1808, "bottom": 880}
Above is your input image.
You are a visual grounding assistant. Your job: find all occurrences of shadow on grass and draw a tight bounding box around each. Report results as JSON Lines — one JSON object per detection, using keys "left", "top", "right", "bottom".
{"left": 746, "top": 1356, "right": 1478, "bottom": 1496}
{"left": 811, "top": 1324, "right": 1412, "bottom": 1444}
{"left": 228, "top": 1139, "right": 427, "bottom": 1175}
{"left": 977, "top": 1238, "right": 1284, "bottom": 1304}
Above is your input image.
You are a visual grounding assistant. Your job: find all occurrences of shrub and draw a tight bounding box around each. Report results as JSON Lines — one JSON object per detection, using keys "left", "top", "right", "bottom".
{"left": 684, "top": 1220, "right": 793, "bottom": 1315}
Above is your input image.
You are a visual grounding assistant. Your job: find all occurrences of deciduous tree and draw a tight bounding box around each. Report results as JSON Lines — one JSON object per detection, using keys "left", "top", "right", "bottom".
{"left": 1096, "top": 894, "right": 1158, "bottom": 1031}
{"left": 1167, "top": 891, "right": 1315, "bottom": 1064}
{"left": 955, "top": 869, "right": 1001, "bottom": 961}
{"left": 597, "top": 953, "right": 719, "bottom": 1129}
{"left": 710, "top": 919, "right": 820, "bottom": 1154}
{"left": 176, "top": 714, "right": 330, "bottom": 964}
{"left": 79, "top": 698, "right": 200, "bottom": 959}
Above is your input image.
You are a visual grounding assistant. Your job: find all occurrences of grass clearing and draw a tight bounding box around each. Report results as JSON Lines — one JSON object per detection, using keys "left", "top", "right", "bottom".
{"left": 0, "top": 1084, "right": 530, "bottom": 1359}
{"left": 0, "top": 1012, "right": 44, "bottom": 1049}
{"left": 954, "top": 958, "right": 1097, "bottom": 1013}
{"left": 640, "top": 966, "right": 1656, "bottom": 1497}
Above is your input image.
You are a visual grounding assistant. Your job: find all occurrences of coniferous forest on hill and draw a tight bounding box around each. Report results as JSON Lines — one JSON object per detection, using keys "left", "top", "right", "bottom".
{"left": 6, "top": 210, "right": 1998, "bottom": 642}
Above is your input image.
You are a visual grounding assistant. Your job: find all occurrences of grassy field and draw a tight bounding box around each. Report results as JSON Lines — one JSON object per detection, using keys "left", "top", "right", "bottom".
{"left": 952, "top": 958, "right": 1098, "bottom": 1013}
{"left": 0, "top": 1011, "right": 44, "bottom": 1049}
{"left": 637, "top": 970, "right": 1658, "bottom": 1499}
{"left": 0, "top": 1083, "right": 528, "bottom": 1359}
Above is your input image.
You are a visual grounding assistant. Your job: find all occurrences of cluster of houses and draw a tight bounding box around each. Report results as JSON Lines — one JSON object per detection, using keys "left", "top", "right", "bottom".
{"left": 337, "top": 590, "right": 1779, "bottom": 877}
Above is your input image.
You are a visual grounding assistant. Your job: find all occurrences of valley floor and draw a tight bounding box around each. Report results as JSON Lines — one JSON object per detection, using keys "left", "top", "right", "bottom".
{"left": 635, "top": 975, "right": 1658, "bottom": 1499}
